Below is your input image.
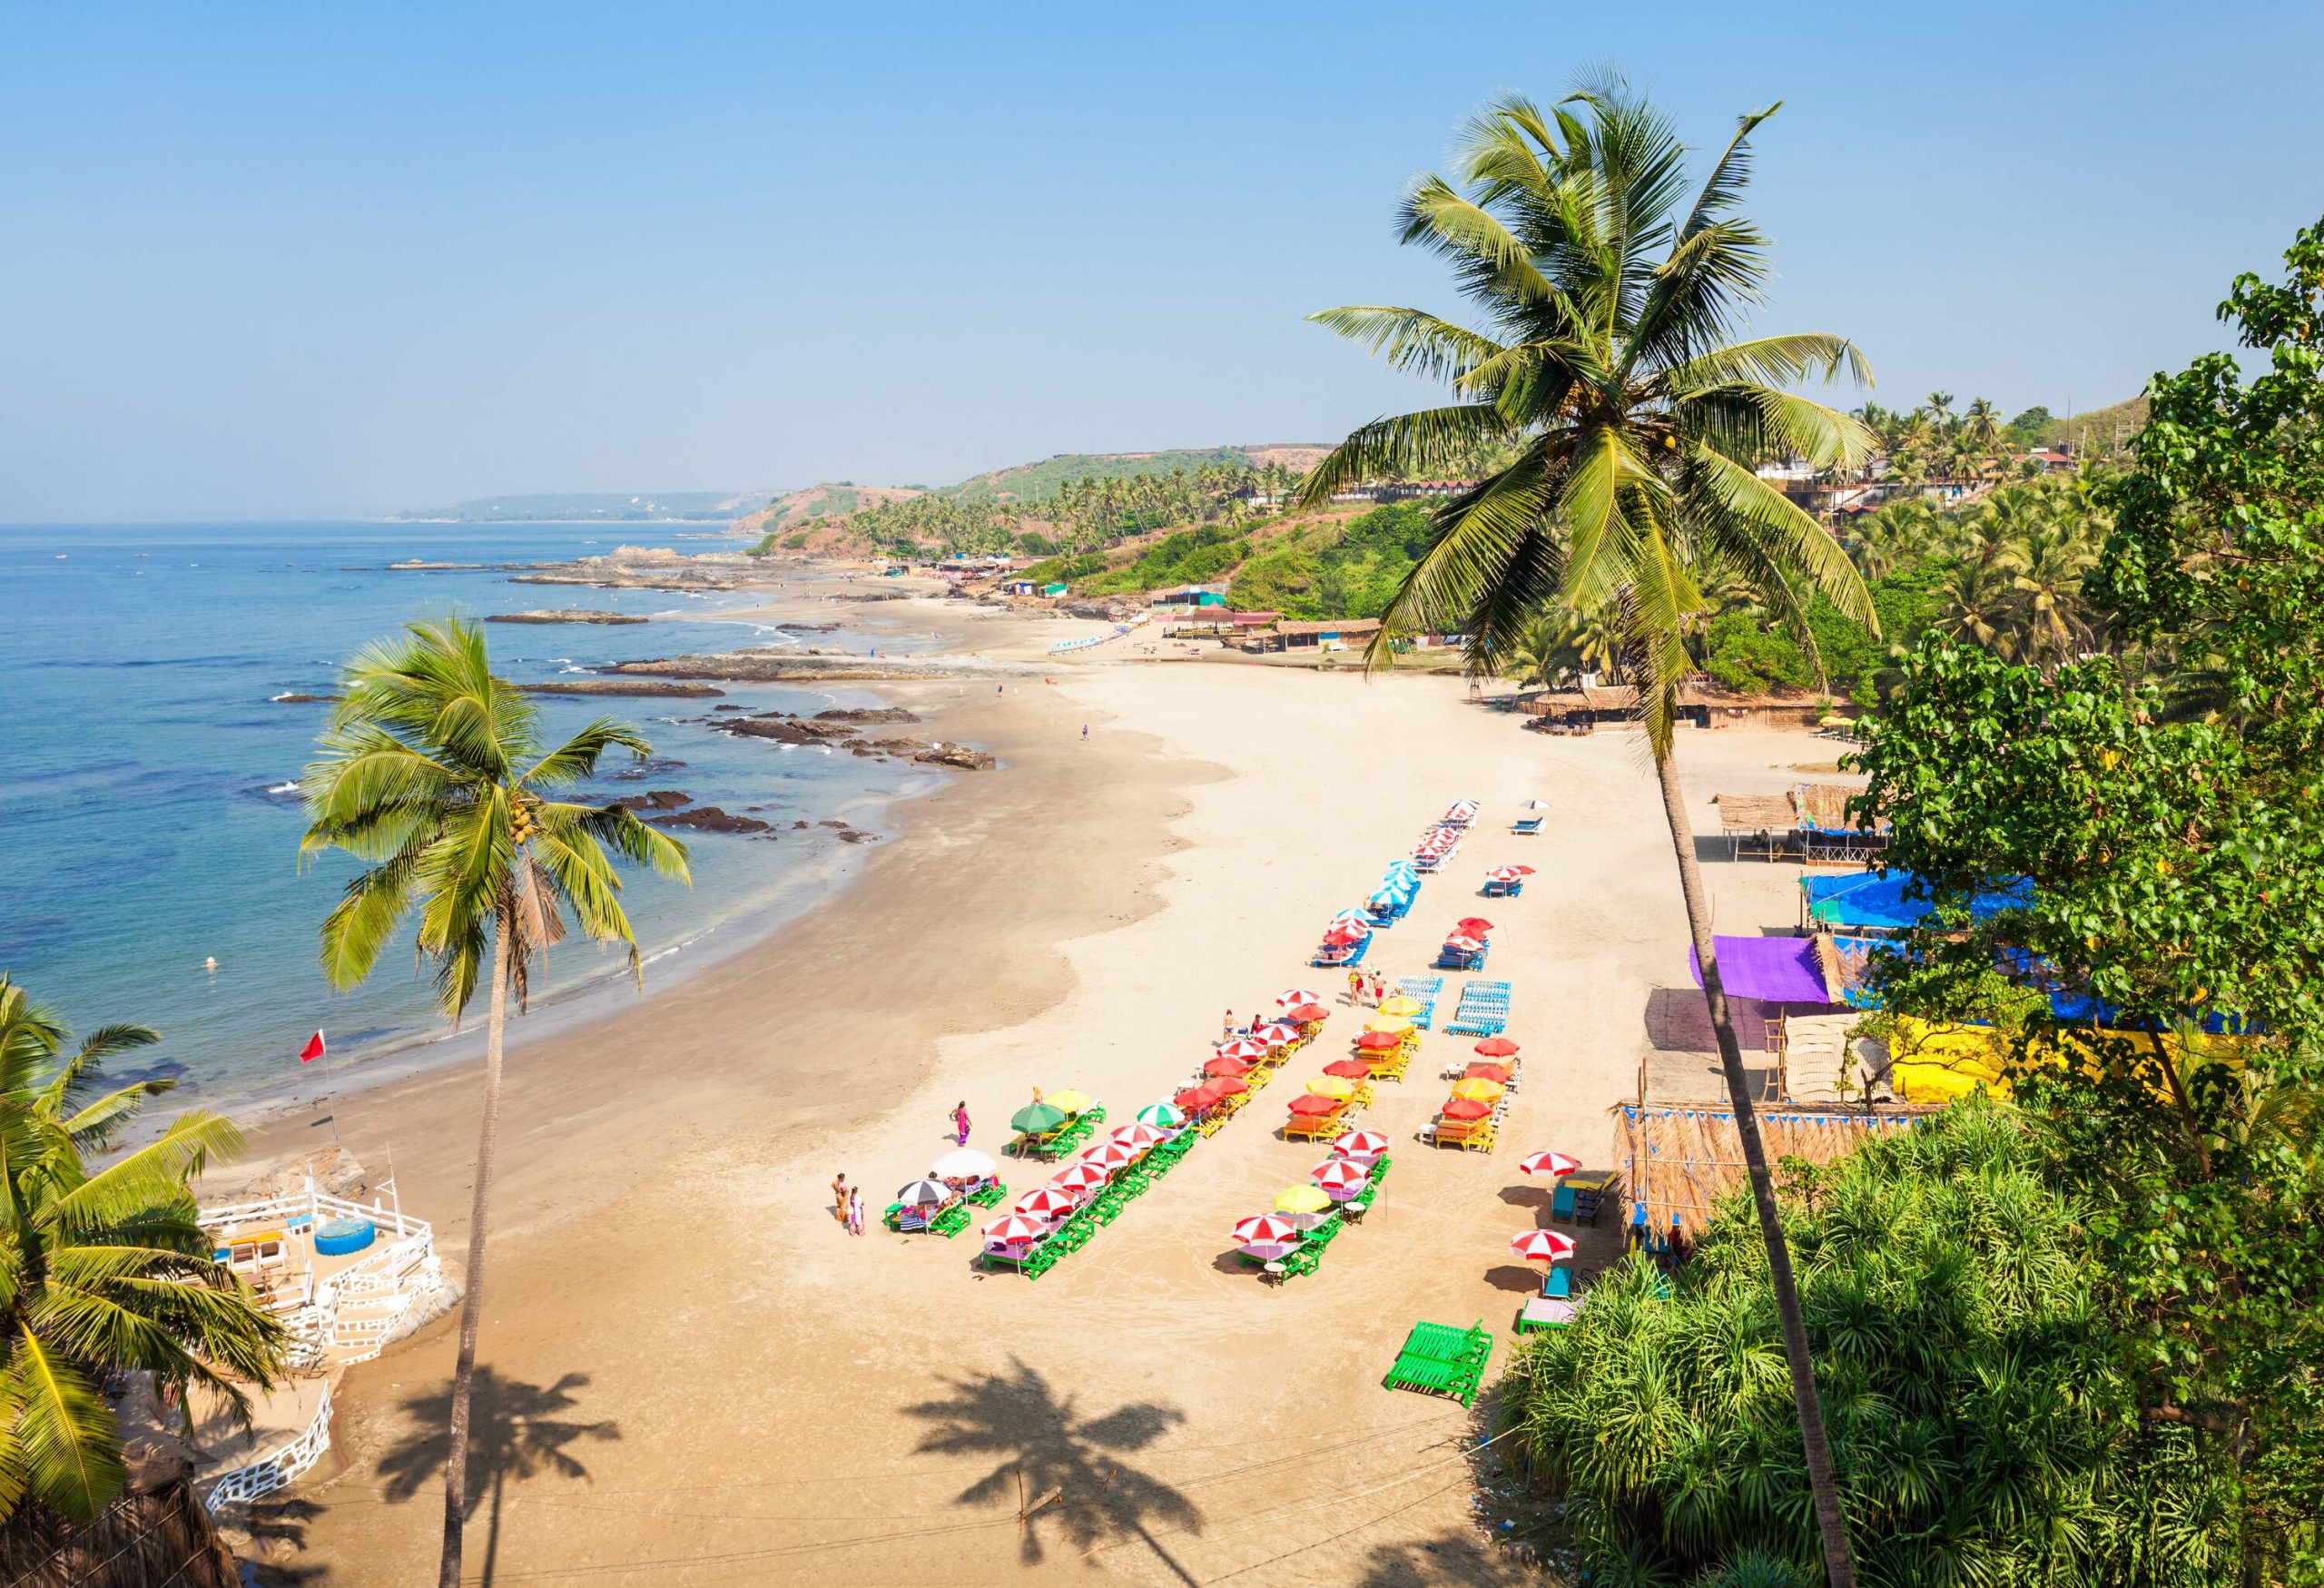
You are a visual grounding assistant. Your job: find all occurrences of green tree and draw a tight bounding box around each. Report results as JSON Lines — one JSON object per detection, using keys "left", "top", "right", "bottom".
{"left": 1851, "top": 220, "right": 2324, "bottom": 1581}
{"left": 0, "top": 976, "right": 286, "bottom": 1524}
{"left": 1301, "top": 82, "right": 1873, "bottom": 1585}
{"left": 1508, "top": 1100, "right": 2240, "bottom": 1585}
{"left": 300, "top": 618, "right": 690, "bottom": 1588}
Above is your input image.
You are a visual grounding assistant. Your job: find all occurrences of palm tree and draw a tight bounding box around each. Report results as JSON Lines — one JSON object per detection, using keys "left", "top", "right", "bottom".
{"left": 1935, "top": 559, "right": 2018, "bottom": 656}
{"left": 0, "top": 976, "right": 287, "bottom": 1524}
{"left": 300, "top": 618, "right": 690, "bottom": 1588}
{"left": 1301, "top": 83, "right": 1869, "bottom": 1585}
{"left": 2007, "top": 519, "right": 2096, "bottom": 667}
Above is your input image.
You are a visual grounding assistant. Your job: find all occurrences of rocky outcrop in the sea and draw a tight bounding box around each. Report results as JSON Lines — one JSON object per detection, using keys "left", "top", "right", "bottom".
{"left": 606, "top": 650, "right": 1029, "bottom": 684}
{"left": 507, "top": 547, "right": 768, "bottom": 592}
{"left": 613, "top": 790, "right": 692, "bottom": 811}
{"left": 646, "top": 805, "right": 773, "bottom": 834}
{"left": 812, "top": 705, "right": 921, "bottom": 725}
{"left": 487, "top": 610, "right": 649, "bottom": 625}
{"left": 717, "top": 716, "right": 857, "bottom": 745}
{"left": 521, "top": 679, "right": 724, "bottom": 698}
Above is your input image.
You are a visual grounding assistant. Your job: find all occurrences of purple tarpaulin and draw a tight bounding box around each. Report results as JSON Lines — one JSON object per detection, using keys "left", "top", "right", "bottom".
{"left": 1688, "top": 936, "right": 1834, "bottom": 1004}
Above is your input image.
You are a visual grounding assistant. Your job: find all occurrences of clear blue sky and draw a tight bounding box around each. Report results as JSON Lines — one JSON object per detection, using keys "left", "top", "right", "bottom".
{"left": 5, "top": 2, "right": 2320, "bottom": 520}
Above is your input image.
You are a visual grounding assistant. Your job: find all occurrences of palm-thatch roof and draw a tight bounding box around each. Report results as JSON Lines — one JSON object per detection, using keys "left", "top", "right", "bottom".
{"left": 1613, "top": 1100, "right": 1935, "bottom": 1238}
{"left": 1711, "top": 792, "right": 1797, "bottom": 833}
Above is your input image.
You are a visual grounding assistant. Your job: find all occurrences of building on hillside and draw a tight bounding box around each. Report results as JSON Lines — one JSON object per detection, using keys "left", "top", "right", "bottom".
{"left": 1154, "top": 585, "right": 1228, "bottom": 607}
{"left": 1163, "top": 609, "right": 1278, "bottom": 639}
{"left": 2018, "top": 449, "right": 2076, "bottom": 473}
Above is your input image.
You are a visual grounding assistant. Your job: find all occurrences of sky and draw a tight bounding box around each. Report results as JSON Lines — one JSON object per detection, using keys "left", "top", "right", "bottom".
{"left": 5, "top": 2, "right": 2322, "bottom": 521}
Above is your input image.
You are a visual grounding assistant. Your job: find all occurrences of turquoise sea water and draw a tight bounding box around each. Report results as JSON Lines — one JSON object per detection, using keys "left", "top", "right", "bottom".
{"left": 0, "top": 523, "right": 931, "bottom": 1114}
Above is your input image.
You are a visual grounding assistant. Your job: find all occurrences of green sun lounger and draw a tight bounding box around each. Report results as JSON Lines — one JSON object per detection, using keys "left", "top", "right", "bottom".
{"left": 1383, "top": 1319, "right": 1494, "bottom": 1406}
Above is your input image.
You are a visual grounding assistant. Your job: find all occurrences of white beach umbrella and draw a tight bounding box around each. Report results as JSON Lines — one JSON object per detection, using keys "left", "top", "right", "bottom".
{"left": 1231, "top": 1214, "right": 1302, "bottom": 1258}
{"left": 1275, "top": 989, "right": 1324, "bottom": 1010}
{"left": 896, "top": 1179, "right": 950, "bottom": 1206}
{"left": 1311, "top": 1159, "right": 1369, "bottom": 1198}
{"left": 1015, "top": 1187, "right": 1079, "bottom": 1220}
{"left": 1249, "top": 1021, "right": 1297, "bottom": 1047}
{"left": 984, "top": 1213, "right": 1047, "bottom": 1246}
{"left": 1518, "top": 1150, "right": 1582, "bottom": 1178}
{"left": 1050, "top": 1161, "right": 1110, "bottom": 1196}
{"left": 931, "top": 1149, "right": 997, "bottom": 1180}
{"left": 1330, "top": 1129, "right": 1390, "bottom": 1162}
{"left": 1110, "top": 1123, "right": 1167, "bottom": 1151}
{"left": 1511, "top": 1229, "right": 1577, "bottom": 1263}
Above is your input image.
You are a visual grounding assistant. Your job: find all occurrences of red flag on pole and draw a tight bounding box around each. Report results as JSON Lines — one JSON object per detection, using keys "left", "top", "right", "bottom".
{"left": 299, "top": 1031, "right": 325, "bottom": 1064}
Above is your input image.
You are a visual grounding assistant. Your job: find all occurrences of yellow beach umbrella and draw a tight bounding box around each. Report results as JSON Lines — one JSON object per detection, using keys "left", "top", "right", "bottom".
{"left": 1377, "top": 995, "right": 1423, "bottom": 1017}
{"left": 1305, "top": 1075, "right": 1355, "bottom": 1100}
{"left": 1364, "top": 1015, "right": 1413, "bottom": 1037}
{"left": 1449, "top": 1076, "right": 1505, "bottom": 1103}
{"left": 1045, "top": 1089, "right": 1094, "bottom": 1116}
{"left": 1274, "top": 1184, "right": 1331, "bottom": 1215}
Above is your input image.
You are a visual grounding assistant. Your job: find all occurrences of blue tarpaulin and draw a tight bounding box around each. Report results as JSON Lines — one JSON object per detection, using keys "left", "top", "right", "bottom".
{"left": 1802, "top": 871, "right": 2031, "bottom": 932}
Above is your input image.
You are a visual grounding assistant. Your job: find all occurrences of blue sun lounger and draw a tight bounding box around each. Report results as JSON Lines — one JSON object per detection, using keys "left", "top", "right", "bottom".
{"left": 1443, "top": 980, "right": 1512, "bottom": 1035}
{"left": 1512, "top": 816, "right": 1544, "bottom": 835}
{"left": 1393, "top": 975, "right": 1444, "bottom": 1028}
{"left": 1311, "top": 934, "right": 1374, "bottom": 970}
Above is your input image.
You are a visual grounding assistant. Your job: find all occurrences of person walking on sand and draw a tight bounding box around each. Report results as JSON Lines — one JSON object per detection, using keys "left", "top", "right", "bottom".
{"left": 1221, "top": 1009, "right": 1235, "bottom": 1041}
{"left": 832, "top": 1173, "right": 850, "bottom": 1225}
{"left": 952, "top": 1100, "right": 970, "bottom": 1146}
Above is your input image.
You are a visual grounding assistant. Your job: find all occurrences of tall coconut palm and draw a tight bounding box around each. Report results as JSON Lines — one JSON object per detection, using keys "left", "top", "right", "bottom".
{"left": 300, "top": 618, "right": 690, "bottom": 1588}
{"left": 1301, "top": 83, "right": 1870, "bottom": 1585}
{"left": 0, "top": 976, "right": 286, "bottom": 1524}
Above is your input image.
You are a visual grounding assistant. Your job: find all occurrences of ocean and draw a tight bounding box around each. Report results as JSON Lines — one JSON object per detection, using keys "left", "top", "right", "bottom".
{"left": 0, "top": 522, "right": 937, "bottom": 1118}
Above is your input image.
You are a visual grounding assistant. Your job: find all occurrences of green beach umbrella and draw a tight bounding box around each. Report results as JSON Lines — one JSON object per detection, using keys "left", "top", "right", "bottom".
{"left": 1011, "top": 1100, "right": 1068, "bottom": 1134}
{"left": 1136, "top": 1101, "right": 1186, "bottom": 1129}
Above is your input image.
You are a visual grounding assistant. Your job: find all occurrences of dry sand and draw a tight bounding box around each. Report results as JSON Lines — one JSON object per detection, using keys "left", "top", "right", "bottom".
{"left": 232, "top": 611, "right": 1836, "bottom": 1585}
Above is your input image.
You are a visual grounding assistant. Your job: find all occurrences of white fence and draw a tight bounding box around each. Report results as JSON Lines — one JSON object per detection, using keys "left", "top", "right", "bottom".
{"left": 1049, "top": 611, "right": 1152, "bottom": 655}
{"left": 204, "top": 1379, "right": 333, "bottom": 1513}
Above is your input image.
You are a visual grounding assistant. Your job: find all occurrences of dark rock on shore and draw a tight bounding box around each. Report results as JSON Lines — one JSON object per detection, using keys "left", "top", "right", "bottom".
{"left": 646, "top": 805, "right": 773, "bottom": 834}
{"left": 613, "top": 790, "right": 692, "bottom": 811}
{"left": 269, "top": 692, "right": 340, "bottom": 704}
{"left": 914, "top": 745, "right": 997, "bottom": 771}
{"left": 521, "top": 680, "right": 725, "bottom": 698}
{"left": 718, "top": 716, "right": 855, "bottom": 745}
{"left": 487, "top": 610, "right": 650, "bottom": 625}
{"left": 610, "top": 757, "right": 687, "bottom": 781}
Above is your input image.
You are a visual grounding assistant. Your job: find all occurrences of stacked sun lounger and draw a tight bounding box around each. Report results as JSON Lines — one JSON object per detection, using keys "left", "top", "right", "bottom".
{"left": 1443, "top": 980, "right": 1512, "bottom": 1036}
{"left": 1382, "top": 1318, "right": 1493, "bottom": 1406}
{"left": 1393, "top": 975, "right": 1444, "bottom": 1029}
{"left": 1311, "top": 931, "right": 1373, "bottom": 968}
{"left": 1433, "top": 929, "right": 1490, "bottom": 971}
{"left": 1364, "top": 864, "right": 1422, "bottom": 926}
{"left": 1412, "top": 824, "right": 1464, "bottom": 873}
{"left": 987, "top": 1124, "right": 1198, "bottom": 1280}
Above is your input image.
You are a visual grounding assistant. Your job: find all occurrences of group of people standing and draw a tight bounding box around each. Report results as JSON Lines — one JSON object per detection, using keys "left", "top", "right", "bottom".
{"left": 1347, "top": 969, "right": 1388, "bottom": 1007}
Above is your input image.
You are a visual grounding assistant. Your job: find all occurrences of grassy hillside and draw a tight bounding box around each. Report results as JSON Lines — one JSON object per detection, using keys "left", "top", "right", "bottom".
{"left": 1012, "top": 498, "right": 1421, "bottom": 620}
{"left": 734, "top": 482, "right": 925, "bottom": 546}
{"left": 940, "top": 444, "right": 1329, "bottom": 504}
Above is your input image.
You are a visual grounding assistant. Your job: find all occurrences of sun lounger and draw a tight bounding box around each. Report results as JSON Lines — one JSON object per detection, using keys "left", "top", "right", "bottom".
{"left": 1443, "top": 980, "right": 1512, "bottom": 1036}
{"left": 1513, "top": 1296, "right": 1581, "bottom": 1335}
{"left": 1382, "top": 1319, "right": 1493, "bottom": 1405}
{"left": 1512, "top": 817, "right": 1544, "bottom": 835}
{"left": 1541, "top": 1265, "right": 1573, "bottom": 1299}
{"left": 1310, "top": 934, "right": 1373, "bottom": 969}
{"left": 1392, "top": 975, "right": 1443, "bottom": 1028}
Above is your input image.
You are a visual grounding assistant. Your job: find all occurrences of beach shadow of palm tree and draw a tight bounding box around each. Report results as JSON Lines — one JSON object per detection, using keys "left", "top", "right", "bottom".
{"left": 905, "top": 1357, "right": 1201, "bottom": 1585}
{"left": 373, "top": 1367, "right": 619, "bottom": 1587}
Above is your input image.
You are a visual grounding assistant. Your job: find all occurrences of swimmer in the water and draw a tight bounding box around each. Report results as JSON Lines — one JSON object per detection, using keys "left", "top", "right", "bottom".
{"left": 203, "top": 956, "right": 218, "bottom": 972}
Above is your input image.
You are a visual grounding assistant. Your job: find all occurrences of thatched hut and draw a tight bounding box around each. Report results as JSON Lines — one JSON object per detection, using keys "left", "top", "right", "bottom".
{"left": 1612, "top": 1100, "right": 1934, "bottom": 1243}
{"left": 0, "top": 1455, "right": 240, "bottom": 1587}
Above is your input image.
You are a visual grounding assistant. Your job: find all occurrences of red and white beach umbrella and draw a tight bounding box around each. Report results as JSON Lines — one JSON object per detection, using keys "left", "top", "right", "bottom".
{"left": 1329, "top": 908, "right": 1373, "bottom": 926}
{"left": 984, "top": 1213, "right": 1048, "bottom": 1246}
{"left": 1311, "top": 1159, "right": 1369, "bottom": 1195}
{"left": 1249, "top": 1021, "right": 1297, "bottom": 1047}
{"left": 1330, "top": 1129, "right": 1391, "bottom": 1161}
{"left": 1275, "top": 989, "right": 1324, "bottom": 1010}
{"left": 1454, "top": 917, "right": 1495, "bottom": 934}
{"left": 1016, "top": 1187, "right": 1079, "bottom": 1219}
{"left": 1050, "top": 1161, "right": 1110, "bottom": 1195}
{"left": 1231, "top": 1213, "right": 1302, "bottom": 1251}
{"left": 1216, "top": 1039, "right": 1270, "bottom": 1062}
{"left": 1510, "top": 1229, "right": 1577, "bottom": 1263}
{"left": 1472, "top": 1036, "right": 1521, "bottom": 1059}
{"left": 1111, "top": 1123, "right": 1167, "bottom": 1152}
{"left": 1082, "top": 1141, "right": 1137, "bottom": 1173}
{"left": 1519, "top": 1150, "right": 1583, "bottom": 1179}
{"left": 1443, "top": 935, "right": 1482, "bottom": 953}
{"left": 1489, "top": 864, "right": 1535, "bottom": 879}
{"left": 1322, "top": 924, "right": 1368, "bottom": 947}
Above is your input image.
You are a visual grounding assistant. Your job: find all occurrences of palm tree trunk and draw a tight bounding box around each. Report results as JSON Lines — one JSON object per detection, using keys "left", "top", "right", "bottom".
{"left": 1651, "top": 747, "right": 1857, "bottom": 1588}
{"left": 438, "top": 919, "right": 510, "bottom": 1588}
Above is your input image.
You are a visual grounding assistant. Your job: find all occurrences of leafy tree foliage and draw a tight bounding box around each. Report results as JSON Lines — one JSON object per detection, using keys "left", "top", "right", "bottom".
{"left": 1847, "top": 220, "right": 2324, "bottom": 1584}
{"left": 1511, "top": 1100, "right": 2236, "bottom": 1588}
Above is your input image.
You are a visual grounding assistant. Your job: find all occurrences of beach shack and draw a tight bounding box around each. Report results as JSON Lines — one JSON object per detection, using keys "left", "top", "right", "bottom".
{"left": 1255, "top": 617, "right": 1384, "bottom": 654}
{"left": 1612, "top": 1101, "right": 1933, "bottom": 1256}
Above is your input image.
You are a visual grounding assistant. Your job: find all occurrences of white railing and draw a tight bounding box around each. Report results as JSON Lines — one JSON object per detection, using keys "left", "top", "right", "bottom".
{"left": 204, "top": 1379, "right": 333, "bottom": 1512}
{"left": 1049, "top": 611, "right": 1152, "bottom": 654}
{"left": 202, "top": 1185, "right": 449, "bottom": 1366}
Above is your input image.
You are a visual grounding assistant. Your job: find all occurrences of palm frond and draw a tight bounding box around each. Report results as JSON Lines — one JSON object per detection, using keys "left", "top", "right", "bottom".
{"left": 1305, "top": 307, "right": 1509, "bottom": 385}
{"left": 1295, "top": 404, "right": 1515, "bottom": 507}
{"left": 5, "top": 1331, "right": 123, "bottom": 1522}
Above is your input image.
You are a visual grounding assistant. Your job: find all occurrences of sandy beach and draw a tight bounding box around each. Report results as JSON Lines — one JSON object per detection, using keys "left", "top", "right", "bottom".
{"left": 226, "top": 594, "right": 1833, "bottom": 1585}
